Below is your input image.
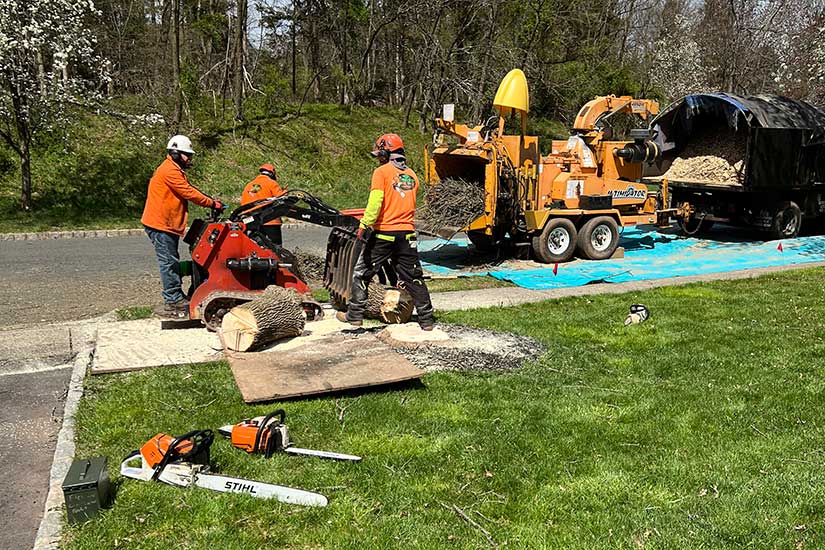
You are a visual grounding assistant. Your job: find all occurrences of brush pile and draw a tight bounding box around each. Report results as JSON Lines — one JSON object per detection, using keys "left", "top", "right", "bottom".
{"left": 664, "top": 126, "right": 746, "bottom": 185}
{"left": 416, "top": 178, "right": 486, "bottom": 237}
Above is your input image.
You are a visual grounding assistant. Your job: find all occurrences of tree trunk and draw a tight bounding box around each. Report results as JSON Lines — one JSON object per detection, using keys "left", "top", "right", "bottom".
{"left": 290, "top": 1, "right": 297, "bottom": 97}
{"left": 171, "top": 0, "right": 182, "bottom": 129}
{"left": 20, "top": 140, "right": 32, "bottom": 211}
{"left": 221, "top": 287, "right": 306, "bottom": 352}
{"left": 9, "top": 85, "right": 32, "bottom": 210}
{"left": 233, "top": 0, "right": 247, "bottom": 121}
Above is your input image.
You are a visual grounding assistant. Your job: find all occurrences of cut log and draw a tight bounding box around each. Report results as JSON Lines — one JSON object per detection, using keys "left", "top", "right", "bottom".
{"left": 378, "top": 288, "right": 413, "bottom": 324}
{"left": 221, "top": 286, "right": 306, "bottom": 352}
{"left": 364, "top": 282, "right": 413, "bottom": 324}
{"left": 331, "top": 281, "right": 414, "bottom": 324}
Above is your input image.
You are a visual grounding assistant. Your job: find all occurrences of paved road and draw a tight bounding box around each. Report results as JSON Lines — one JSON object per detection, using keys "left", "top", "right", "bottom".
{"left": 0, "top": 225, "right": 331, "bottom": 550}
{"left": 0, "top": 225, "right": 332, "bottom": 328}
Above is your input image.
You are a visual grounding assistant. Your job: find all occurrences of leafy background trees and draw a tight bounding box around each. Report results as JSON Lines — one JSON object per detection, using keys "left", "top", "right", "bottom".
{"left": 0, "top": 0, "right": 823, "bottom": 224}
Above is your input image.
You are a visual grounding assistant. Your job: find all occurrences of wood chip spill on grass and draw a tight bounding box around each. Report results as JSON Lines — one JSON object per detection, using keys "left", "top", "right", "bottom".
{"left": 394, "top": 325, "right": 544, "bottom": 372}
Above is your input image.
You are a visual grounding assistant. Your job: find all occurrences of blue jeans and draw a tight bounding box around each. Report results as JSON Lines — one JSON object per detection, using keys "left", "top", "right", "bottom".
{"left": 144, "top": 226, "right": 186, "bottom": 304}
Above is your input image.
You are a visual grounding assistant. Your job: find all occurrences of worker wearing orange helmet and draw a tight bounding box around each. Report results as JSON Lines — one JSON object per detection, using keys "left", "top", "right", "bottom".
{"left": 338, "top": 133, "right": 435, "bottom": 331}
{"left": 142, "top": 135, "right": 223, "bottom": 317}
{"left": 241, "top": 163, "right": 287, "bottom": 245}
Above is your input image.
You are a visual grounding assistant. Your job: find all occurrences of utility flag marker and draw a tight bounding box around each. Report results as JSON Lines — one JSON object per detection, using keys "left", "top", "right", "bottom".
{"left": 553, "top": 263, "right": 559, "bottom": 275}
{"left": 777, "top": 242, "right": 784, "bottom": 252}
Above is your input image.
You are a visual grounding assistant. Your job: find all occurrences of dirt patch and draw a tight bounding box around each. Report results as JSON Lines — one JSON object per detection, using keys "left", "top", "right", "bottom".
{"left": 664, "top": 125, "right": 746, "bottom": 185}
{"left": 394, "top": 324, "right": 544, "bottom": 373}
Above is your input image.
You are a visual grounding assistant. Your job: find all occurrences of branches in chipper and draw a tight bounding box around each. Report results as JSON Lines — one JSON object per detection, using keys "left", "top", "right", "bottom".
{"left": 416, "top": 178, "right": 486, "bottom": 238}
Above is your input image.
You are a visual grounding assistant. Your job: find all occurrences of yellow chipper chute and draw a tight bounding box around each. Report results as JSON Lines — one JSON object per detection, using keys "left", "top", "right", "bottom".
{"left": 493, "top": 68, "right": 530, "bottom": 136}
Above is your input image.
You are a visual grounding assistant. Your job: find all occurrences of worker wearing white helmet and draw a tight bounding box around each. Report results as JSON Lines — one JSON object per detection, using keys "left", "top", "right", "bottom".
{"left": 141, "top": 135, "right": 223, "bottom": 317}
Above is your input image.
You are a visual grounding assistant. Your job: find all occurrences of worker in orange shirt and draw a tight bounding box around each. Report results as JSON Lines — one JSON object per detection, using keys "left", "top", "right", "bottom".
{"left": 240, "top": 163, "right": 287, "bottom": 246}
{"left": 141, "top": 135, "right": 223, "bottom": 316}
{"left": 337, "top": 133, "right": 435, "bottom": 331}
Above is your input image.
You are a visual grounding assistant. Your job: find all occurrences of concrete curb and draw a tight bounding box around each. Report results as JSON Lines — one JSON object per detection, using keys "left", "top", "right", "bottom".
{"left": 0, "top": 229, "right": 145, "bottom": 241}
{"left": 0, "top": 221, "right": 313, "bottom": 241}
{"left": 32, "top": 324, "right": 96, "bottom": 550}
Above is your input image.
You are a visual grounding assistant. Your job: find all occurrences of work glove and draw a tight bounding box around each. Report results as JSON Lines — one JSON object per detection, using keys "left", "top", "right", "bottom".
{"left": 213, "top": 200, "right": 226, "bottom": 212}
{"left": 356, "top": 226, "right": 372, "bottom": 243}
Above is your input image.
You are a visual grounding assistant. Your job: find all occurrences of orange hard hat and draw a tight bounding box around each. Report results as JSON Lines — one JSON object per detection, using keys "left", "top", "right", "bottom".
{"left": 259, "top": 163, "right": 276, "bottom": 177}
{"left": 371, "top": 133, "right": 404, "bottom": 156}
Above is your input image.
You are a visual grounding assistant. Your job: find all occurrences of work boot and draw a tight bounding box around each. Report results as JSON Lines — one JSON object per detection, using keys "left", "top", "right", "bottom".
{"left": 336, "top": 310, "right": 363, "bottom": 327}
{"left": 168, "top": 299, "right": 189, "bottom": 312}
{"left": 154, "top": 304, "right": 184, "bottom": 318}
{"left": 419, "top": 322, "right": 435, "bottom": 332}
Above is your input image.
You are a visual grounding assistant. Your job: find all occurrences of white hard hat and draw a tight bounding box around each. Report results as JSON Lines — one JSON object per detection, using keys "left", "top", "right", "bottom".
{"left": 166, "top": 134, "right": 195, "bottom": 155}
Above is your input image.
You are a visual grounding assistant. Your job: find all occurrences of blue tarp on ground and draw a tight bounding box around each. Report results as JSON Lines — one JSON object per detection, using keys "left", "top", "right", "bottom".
{"left": 418, "top": 226, "right": 825, "bottom": 290}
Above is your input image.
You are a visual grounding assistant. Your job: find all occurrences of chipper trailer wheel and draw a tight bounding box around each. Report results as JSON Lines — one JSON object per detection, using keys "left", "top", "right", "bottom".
{"left": 532, "top": 218, "right": 577, "bottom": 263}
{"left": 576, "top": 216, "right": 619, "bottom": 260}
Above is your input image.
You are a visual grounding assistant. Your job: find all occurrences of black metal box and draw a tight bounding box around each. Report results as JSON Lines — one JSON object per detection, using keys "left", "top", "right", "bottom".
{"left": 62, "top": 457, "right": 110, "bottom": 524}
{"left": 579, "top": 194, "right": 613, "bottom": 210}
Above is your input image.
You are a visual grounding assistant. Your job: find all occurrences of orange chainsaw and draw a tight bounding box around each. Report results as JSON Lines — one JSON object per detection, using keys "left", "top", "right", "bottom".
{"left": 218, "top": 410, "right": 361, "bottom": 461}
{"left": 119, "top": 429, "right": 328, "bottom": 506}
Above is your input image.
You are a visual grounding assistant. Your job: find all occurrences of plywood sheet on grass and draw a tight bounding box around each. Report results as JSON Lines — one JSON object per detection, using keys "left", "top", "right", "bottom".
{"left": 91, "top": 319, "right": 223, "bottom": 374}
{"left": 228, "top": 333, "right": 425, "bottom": 403}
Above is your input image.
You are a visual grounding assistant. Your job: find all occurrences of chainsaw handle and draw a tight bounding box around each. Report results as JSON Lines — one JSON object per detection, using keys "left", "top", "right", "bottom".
{"left": 151, "top": 429, "right": 214, "bottom": 481}
{"left": 253, "top": 410, "right": 286, "bottom": 455}
{"left": 260, "top": 409, "right": 286, "bottom": 427}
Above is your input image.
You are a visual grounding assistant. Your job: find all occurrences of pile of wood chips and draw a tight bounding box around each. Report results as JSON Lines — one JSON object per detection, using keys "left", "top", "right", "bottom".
{"left": 664, "top": 126, "right": 747, "bottom": 185}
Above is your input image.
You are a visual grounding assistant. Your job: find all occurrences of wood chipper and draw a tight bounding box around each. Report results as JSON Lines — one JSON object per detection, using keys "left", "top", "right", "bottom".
{"left": 425, "top": 69, "right": 671, "bottom": 263}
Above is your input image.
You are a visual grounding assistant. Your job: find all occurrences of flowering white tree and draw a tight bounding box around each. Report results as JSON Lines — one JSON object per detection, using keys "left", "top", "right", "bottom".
{"left": 0, "top": 0, "right": 108, "bottom": 210}
{"left": 649, "top": 12, "right": 707, "bottom": 101}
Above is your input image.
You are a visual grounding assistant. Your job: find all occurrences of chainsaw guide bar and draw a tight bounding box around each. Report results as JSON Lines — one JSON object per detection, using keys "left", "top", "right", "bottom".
{"left": 120, "top": 430, "right": 328, "bottom": 507}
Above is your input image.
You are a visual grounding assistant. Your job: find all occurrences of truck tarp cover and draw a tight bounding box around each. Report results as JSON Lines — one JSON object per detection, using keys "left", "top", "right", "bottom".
{"left": 652, "top": 93, "right": 825, "bottom": 189}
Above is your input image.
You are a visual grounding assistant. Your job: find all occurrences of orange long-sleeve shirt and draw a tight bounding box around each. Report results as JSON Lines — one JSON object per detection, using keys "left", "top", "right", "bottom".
{"left": 141, "top": 156, "right": 214, "bottom": 235}
{"left": 240, "top": 174, "right": 287, "bottom": 226}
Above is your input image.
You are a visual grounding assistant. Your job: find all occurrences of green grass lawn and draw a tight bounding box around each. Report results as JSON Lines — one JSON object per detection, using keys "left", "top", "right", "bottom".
{"left": 68, "top": 269, "right": 825, "bottom": 549}
{"left": 425, "top": 275, "right": 514, "bottom": 293}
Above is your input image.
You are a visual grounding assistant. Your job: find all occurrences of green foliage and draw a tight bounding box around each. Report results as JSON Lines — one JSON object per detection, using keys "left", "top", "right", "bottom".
{"left": 115, "top": 306, "right": 154, "bottom": 321}
{"left": 0, "top": 103, "right": 430, "bottom": 232}
{"left": 69, "top": 268, "right": 825, "bottom": 548}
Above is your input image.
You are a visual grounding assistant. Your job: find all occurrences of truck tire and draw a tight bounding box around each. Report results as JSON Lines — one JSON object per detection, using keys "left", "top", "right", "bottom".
{"left": 532, "top": 218, "right": 577, "bottom": 263}
{"left": 770, "top": 201, "right": 802, "bottom": 239}
{"left": 577, "top": 216, "right": 619, "bottom": 260}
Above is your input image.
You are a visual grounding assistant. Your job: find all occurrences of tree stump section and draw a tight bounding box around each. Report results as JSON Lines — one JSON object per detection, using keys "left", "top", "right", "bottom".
{"left": 365, "top": 282, "right": 413, "bottom": 324}
{"left": 377, "top": 323, "right": 451, "bottom": 349}
{"left": 221, "top": 287, "right": 306, "bottom": 352}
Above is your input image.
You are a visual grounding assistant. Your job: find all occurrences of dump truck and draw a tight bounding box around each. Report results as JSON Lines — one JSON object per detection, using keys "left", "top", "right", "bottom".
{"left": 641, "top": 93, "right": 825, "bottom": 239}
{"left": 424, "top": 69, "right": 670, "bottom": 263}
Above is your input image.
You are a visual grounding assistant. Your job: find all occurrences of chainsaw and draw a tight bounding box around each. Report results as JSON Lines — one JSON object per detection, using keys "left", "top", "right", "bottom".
{"left": 119, "top": 429, "right": 328, "bottom": 507}
{"left": 218, "top": 409, "right": 361, "bottom": 462}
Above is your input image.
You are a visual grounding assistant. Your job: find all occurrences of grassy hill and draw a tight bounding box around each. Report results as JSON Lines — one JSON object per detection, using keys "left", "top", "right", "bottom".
{"left": 0, "top": 103, "right": 568, "bottom": 233}
{"left": 0, "top": 105, "right": 431, "bottom": 233}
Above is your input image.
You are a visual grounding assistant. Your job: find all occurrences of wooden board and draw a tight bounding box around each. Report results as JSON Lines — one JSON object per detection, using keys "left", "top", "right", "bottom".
{"left": 92, "top": 319, "right": 222, "bottom": 374}
{"left": 228, "top": 332, "right": 425, "bottom": 403}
